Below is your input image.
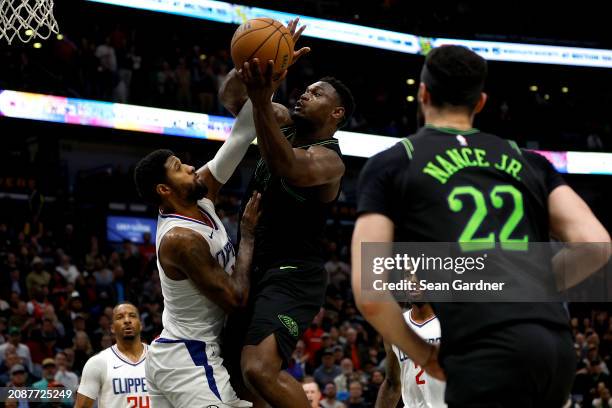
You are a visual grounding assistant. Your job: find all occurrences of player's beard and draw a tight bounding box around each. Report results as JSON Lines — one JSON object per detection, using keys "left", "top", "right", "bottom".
{"left": 122, "top": 334, "right": 136, "bottom": 341}
{"left": 187, "top": 178, "right": 208, "bottom": 201}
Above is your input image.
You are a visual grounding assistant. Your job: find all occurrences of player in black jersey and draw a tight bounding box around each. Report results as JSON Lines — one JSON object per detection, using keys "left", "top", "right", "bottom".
{"left": 352, "top": 45, "right": 611, "bottom": 407}
{"left": 219, "top": 46, "right": 355, "bottom": 408}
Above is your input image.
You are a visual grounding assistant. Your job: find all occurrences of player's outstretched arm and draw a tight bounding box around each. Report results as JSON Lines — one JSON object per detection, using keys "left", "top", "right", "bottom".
{"left": 548, "top": 185, "right": 611, "bottom": 289}
{"left": 159, "top": 192, "right": 261, "bottom": 312}
{"left": 351, "top": 213, "right": 445, "bottom": 381}
{"left": 375, "top": 341, "right": 402, "bottom": 408}
{"left": 197, "top": 99, "right": 256, "bottom": 203}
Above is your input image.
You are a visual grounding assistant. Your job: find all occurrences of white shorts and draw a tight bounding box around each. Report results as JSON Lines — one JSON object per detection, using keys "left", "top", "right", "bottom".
{"left": 145, "top": 337, "right": 252, "bottom": 408}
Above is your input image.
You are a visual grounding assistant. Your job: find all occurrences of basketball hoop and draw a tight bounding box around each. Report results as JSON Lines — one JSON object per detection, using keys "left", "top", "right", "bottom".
{"left": 0, "top": 0, "right": 59, "bottom": 45}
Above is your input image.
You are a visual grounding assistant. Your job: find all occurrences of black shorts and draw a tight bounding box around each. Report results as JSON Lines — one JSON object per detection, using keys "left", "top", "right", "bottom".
{"left": 223, "top": 260, "right": 327, "bottom": 370}
{"left": 443, "top": 322, "right": 576, "bottom": 408}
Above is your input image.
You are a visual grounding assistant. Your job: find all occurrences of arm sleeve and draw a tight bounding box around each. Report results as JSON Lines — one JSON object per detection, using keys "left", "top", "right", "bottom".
{"left": 357, "top": 143, "right": 407, "bottom": 218}
{"left": 523, "top": 150, "right": 567, "bottom": 194}
{"left": 77, "top": 354, "right": 105, "bottom": 400}
{"left": 207, "top": 99, "right": 256, "bottom": 184}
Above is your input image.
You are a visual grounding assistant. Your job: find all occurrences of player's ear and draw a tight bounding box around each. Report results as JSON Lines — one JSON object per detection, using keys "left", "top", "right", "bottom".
{"left": 474, "top": 92, "right": 488, "bottom": 114}
{"left": 331, "top": 106, "right": 345, "bottom": 123}
{"left": 418, "top": 83, "right": 429, "bottom": 105}
{"left": 156, "top": 183, "right": 171, "bottom": 198}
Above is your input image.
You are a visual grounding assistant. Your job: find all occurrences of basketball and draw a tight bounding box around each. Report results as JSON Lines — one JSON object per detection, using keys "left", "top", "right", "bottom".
{"left": 231, "top": 18, "right": 294, "bottom": 75}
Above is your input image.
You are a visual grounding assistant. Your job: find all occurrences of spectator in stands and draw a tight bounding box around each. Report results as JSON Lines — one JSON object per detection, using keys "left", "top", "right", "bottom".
{"left": 54, "top": 351, "right": 78, "bottom": 392}
{"left": 8, "top": 269, "right": 26, "bottom": 298}
{"left": 287, "top": 339, "right": 309, "bottom": 381}
{"left": 72, "top": 330, "right": 94, "bottom": 374}
{"left": 334, "top": 358, "right": 354, "bottom": 394}
{"left": 314, "top": 333, "right": 334, "bottom": 368}
{"left": 7, "top": 363, "right": 34, "bottom": 387}
{"left": 0, "top": 327, "right": 33, "bottom": 372}
{"left": 314, "top": 348, "right": 342, "bottom": 391}
{"left": 304, "top": 310, "right": 325, "bottom": 369}
{"left": 32, "top": 357, "right": 57, "bottom": 389}
{"left": 138, "top": 232, "right": 156, "bottom": 263}
{"left": 346, "top": 381, "right": 367, "bottom": 408}
{"left": 26, "top": 257, "right": 51, "bottom": 298}
{"left": 343, "top": 327, "right": 366, "bottom": 371}
{"left": 321, "top": 382, "right": 345, "bottom": 408}
{"left": 593, "top": 387, "right": 612, "bottom": 408}
{"left": 363, "top": 369, "right": 384, "bottom": 405}
{"left": 55, "top": 255, "right": 80, "bottom": 285}
{"left": 302, "top": 376, "right": 323, "bottom": 408}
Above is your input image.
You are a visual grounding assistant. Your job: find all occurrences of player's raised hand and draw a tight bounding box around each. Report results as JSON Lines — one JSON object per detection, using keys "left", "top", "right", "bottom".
{"left": 240, "top": 191, "right": 262, "bottom": 239}
{"left": 238, "top": 59, "right": 278, "bottom": 105}
{"left": 286, "top": 17, "right": 310, "bottom": 66}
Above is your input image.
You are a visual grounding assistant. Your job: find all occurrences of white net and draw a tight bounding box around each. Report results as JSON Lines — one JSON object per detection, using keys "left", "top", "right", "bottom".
{"left": 0, "top": 0, "right": 59, "bottom": 44}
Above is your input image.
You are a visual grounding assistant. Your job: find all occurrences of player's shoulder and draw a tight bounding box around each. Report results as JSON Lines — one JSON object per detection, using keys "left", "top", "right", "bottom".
{"left": 364, "top": 139, "right": 412, "bottom": 171}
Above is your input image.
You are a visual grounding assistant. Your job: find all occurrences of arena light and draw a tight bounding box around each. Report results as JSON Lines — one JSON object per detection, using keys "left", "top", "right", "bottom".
{"left": 33, "top": 42, "right": 42, "bottom": 49}
{"left": 561, "top": 86, "right": 569, "bottom": 93}
{"left": 85, "top": 0, "right": 612, "bottom": 68}
{"left": 406, "top": 95, "right": 415, "bottom": 102}
{"left": 1, "top": 89, "right": 611, "bottom": 175}
{"left": 57, "top": 34, "right": 64, "bottom": 40}
{"left": 406, "top": 79, "right": 416, "bottom": 85}
{"left": 529, "top": 85, "right": 538, "bottom": 92}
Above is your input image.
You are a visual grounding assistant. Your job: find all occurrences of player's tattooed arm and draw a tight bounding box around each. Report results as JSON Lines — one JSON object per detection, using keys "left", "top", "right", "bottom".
{"left": 375, "top": 341, "right": 402, "bottom": 408}
{"left": 159, "top": 192, "right": 261, "bottom": 312}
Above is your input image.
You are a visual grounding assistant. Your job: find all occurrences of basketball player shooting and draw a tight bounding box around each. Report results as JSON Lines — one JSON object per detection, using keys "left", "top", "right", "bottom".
{"left": 219, "top": 45, "right": 355, "bottom": 408}
{"left": 133, "top": 92, "right": 264, "bottom": 406}
{"left": 75, "top": 303, "right": 149, "bottom": 408}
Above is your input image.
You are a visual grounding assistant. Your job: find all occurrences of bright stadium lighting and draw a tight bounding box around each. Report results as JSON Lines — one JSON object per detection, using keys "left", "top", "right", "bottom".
{"left": 57, "top": 34, "right": 64, "bottom": 40}
{"left": 33, "top": 42, "right": 42, "bottom": 49}
{"left": 544, "top": 94, "right": 550, "bottom": 100}
{"left": 25, "top": 29, "right": 33, "bottom": 37}
{"left": 406, "top": 78, "right": 416, "bottom": 85}
{"left": 406, "top": 95, "right": 415, "bottom": 102}
{"left": 561, "top": 86, "right": 569, "bottom": 93}
{"left": 529, "top": 85, "right": 538, "bottom": 92}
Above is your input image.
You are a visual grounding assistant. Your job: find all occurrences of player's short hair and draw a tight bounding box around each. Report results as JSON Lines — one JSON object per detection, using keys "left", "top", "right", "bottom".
{"left": 112, "top": 302, "right": 139, "bottom": 319}
{"left": 319, "top": 76, "right": 355, "bottom": 129}
{"left": 134, "top": 149, "right": 174, "bottom": 205}
{"left": 421, "top": 45, "right": 487, "bottom": 111}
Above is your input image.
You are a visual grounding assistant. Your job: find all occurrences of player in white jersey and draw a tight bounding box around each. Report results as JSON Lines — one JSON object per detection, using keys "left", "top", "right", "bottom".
{"left": 133, "top": 97, "right": 263, "bottom": 407}
{"left": 75, "top": 303, "right": 150, "bottom": 408}
{"left": 376, "top": 303, "right": 446, "bottom": 408}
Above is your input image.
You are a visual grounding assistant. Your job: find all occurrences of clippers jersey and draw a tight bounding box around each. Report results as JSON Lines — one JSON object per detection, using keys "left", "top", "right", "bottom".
{"left": 392, "top": 310, "right": 446, "bottom": 408}
{"left": 77, "top": 344, "right": 149, "bottom": 408}
{"left": 155, "top": 197, "right": 236, "bottom": 344}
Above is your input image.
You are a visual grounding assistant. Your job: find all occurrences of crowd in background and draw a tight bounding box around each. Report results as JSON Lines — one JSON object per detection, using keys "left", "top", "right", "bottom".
{"left": 0, "top": 194, "right": 609, "bottom": 407}
{"left": 1, "top": 1, "right": 611, "bottom": 152}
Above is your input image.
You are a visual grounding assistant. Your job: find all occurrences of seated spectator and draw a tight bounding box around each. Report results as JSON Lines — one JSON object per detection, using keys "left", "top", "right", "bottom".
{"left": 321, "top": 382, "right": 345, "bottom": 408}
{"left": 32, "top": 358, "right": 57, "bottom": 389}
{"left": 7, "top": 363, "right": 35, "bottom": 387}
{"left": 593, "top": 387, "right": 612, "bottom": 408}
{"left": 303, "top": 376, "right": 323, "bottom": 408}
{"left": 0, "top": 327, "right": 33, "bottom": 373}
{"left": 363, "top": 369, "right": 384, "bottom": 405}
{"left": 54, "top": 351, "right": 78, "bottom": 393}
{"left": 55, "top": 255, "right": 80, "bottom": 285}
{"left": 287, "top": 339, "right": 309, "bottom": 381}
{"left": 26, "top": 257, "right": 51, "bottom": 298}
{"left": 334, "top": 358, "right": 355, "bottom": 394}
{"left": 314, "top": 348, "right": 342, "bottom": 391}
{"left": 346, "top": 381, "right": 367, "bottom": 408}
